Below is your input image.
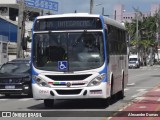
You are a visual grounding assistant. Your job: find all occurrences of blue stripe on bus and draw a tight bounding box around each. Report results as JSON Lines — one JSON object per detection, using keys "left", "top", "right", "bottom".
{"left": 99, "top": 15, "right": 108, "bottom": 83}
{"left": 32, "top": 67, "right": 38, "bottom": 76}
{"left": 60, "top": 82, "right": 66, "bottom": 85}
{"left": 99, "top": 63, "right": 107, "bottom": 82}
{"left": 32, "top": 66, "right": 38, "bottom": 84}
{"left": 102, "top": 77, "right": 107, "bottom": 82}
{"left": 30, "top": 17, "right": 37, "bottom": 66}
{"left": 32, "top": 79, "right": 36, "bottom": 84}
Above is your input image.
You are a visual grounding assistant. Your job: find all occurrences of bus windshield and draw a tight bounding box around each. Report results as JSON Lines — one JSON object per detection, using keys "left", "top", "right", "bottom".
{"left": 33, "top": 32, "right": 104, "bottom": 71}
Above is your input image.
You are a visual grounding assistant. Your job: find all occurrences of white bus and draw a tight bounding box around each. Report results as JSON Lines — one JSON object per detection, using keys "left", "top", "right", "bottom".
{"left": 31, "top": 13, "right": 128, "bottom": 107}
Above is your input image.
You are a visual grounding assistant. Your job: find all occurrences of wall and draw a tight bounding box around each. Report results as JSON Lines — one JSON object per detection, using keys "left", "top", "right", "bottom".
{"left": 0, "top": 0, "right": 17, "bottom": 4}
{"left": 0, "top": 18, "right": 17, "bottom": 42}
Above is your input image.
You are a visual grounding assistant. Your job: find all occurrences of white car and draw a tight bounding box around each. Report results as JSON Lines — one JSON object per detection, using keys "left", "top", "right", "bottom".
{"left": 128, "top": 61, "right": 140, "bottom": 68}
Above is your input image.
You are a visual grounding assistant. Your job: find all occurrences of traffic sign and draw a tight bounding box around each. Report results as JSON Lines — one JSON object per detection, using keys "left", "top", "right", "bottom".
{"left": 58, "top": 61, "right": 68, "bottom": 71}
{"left": 24, "top": 0, "right": 58, "bottom": 11}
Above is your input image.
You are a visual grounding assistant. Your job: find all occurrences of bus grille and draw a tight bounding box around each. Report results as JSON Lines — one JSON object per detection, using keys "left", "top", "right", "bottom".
{"left": 45, "top": 74, "right": 92, "bottom": 81}
{"left": 56, "top": 89, "right": 82, "bottom": 95}
{"left": 52, "top": 83, "right": 86, "bottom": 86}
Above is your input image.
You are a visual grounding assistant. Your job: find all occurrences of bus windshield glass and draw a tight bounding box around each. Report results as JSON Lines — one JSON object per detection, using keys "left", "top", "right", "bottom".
{"left": 33, "top": 32, "right": 104, "bottom": 71}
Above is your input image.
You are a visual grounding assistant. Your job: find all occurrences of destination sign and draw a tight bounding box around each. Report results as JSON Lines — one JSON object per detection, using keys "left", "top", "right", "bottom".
{"left": 34, "top": 17, "right": 102, "bottom": 31}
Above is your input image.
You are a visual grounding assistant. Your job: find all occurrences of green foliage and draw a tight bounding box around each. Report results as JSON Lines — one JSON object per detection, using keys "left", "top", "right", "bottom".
{"left": 125, "top": 14, "right": 158, "bottom": 49}
{"left": 125, "top": 10, "right": 160, "bottom": 59}
{"left": 130, "top": 39, "right": 154, "bottom": 48}
{"left": 26, "top": 36, "right": 31, "bottom": 42}
{"left": 130, "top": 39, "right": 138, "bottom": 46}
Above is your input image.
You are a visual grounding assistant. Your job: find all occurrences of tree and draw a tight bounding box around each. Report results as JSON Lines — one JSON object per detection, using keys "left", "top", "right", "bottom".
{"left": 125, "top": 11, "right": 158, "bottom": 65}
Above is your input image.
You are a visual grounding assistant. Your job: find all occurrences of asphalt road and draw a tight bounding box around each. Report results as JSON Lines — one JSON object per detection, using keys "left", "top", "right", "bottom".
{"left": 0, "top": 65, "right": 160, "bottom": 120}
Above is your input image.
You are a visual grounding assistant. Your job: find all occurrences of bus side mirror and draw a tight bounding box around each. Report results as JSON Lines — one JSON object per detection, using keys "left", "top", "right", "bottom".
{"left": 22, "top": 37, "right": 27, "bottom": 50}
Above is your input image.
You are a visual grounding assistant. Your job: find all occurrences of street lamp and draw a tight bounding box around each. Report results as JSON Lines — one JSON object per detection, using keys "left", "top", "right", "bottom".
{"left": 90, "top": 0, "right": 104, "bottom": 14}
{"left": 95, "top": 3, "right": 104, "bottom": 15}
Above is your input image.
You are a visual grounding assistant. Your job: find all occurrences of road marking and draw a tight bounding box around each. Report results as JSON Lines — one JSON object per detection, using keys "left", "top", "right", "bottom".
{"left": 134, "top": 97, "right": 145, "bottom": 100}
{"left": 127, "top": 83, "right": 135, "bottom": 86}
{"left": 129, "top": 72, "right": 151, "bottom": 79}
{"left": 157, "top": 98, "right": 160, "bottom": 102}
{"left": 0, "top": 99, "right": 8, "bottom": 101}
{"left": 138, "top": 106, "right": 147, "bottom": 109}
{"left": 124, "top": 88, "right": 129, "bottom": 91}
{"left": 18, "top": 98, "right": 33, "bottom": 101}
{"left": 131, "top": 91, "right": 148, "bottom": 98}
{"left": 130, "top": 87, "right": 153, "bottom": 89}
{"left": 137, "top": 89, "right": 146, "bottom": 92}
{"left": 154, "top": 89, "right": 160, "bottom": 92}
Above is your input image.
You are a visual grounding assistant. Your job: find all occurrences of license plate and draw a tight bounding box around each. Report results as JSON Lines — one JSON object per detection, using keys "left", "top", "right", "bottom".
{"left": 5, "top": 85, "right": 15, "bottom": 89}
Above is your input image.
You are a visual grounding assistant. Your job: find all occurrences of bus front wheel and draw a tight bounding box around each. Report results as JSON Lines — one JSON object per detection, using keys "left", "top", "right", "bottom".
{"left": 44, "top": 99, "right": 54, "bottom": 108}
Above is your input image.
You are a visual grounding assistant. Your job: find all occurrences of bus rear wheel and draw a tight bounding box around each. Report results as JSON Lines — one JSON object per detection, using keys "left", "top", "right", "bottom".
{"left": 119, "top": 76, "right": 124, "bottom": 99}
{"left": 44, "top": 99, "right": 54, "bottom": 108}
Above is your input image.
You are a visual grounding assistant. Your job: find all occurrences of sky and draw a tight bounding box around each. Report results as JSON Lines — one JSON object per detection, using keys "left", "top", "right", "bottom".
{"left": 53, "top": 0, "right": 160, "bottom": 16}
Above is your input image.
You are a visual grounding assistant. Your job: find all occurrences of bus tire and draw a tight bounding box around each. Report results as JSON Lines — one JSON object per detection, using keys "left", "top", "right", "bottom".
{"left": 44, "top": 99, "right": 54, "bottom": 108}
{"left": 110, "top": 76, "right": 114, "bottom": 97}
{"left": 110, "top": 76, "right": 116, "bottom": 103}
{"left": 119, "top": 74, "right": 124, "bottom": 99}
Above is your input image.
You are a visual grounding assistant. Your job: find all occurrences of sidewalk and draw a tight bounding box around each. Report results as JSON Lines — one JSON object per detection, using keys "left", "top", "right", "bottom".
{"left": 109, "top": 84, "right": 160, "bottom": 120}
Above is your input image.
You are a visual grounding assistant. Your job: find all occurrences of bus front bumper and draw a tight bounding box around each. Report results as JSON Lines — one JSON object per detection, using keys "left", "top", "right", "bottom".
{"left": 32, "top": 83, "right": 109, "bottom": 100}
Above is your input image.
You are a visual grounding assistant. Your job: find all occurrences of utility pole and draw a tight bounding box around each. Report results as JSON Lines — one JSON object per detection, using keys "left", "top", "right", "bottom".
{"left": 90, "top": 0, "right": 94, "bottom": 14}
{"left": 102, "top": 7, "right": 104, "bottom": 15}
{"left": 114, "top": 10, "right": 116, "bottom": 20}
{"left": 157, "top": 9, "right": 160, "bottom": 45}
{"left": 17, "top": 0, "right": 25, "bottom": 58}
{"left": 133, "top": 7, "right": 139, "bottom": 56}
{"left": 156, "top": 9, "right": 160, "bottom": 61}
{"left": 136, "top": 12, "right": 139, "bottom": 56}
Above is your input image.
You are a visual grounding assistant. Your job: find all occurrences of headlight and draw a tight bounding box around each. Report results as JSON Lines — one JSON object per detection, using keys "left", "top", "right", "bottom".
{"left": 88, "top": 73, "right": 106, "bottom": 87}
{"left": 32, "top": 75, "right": 50, "bottom": 87}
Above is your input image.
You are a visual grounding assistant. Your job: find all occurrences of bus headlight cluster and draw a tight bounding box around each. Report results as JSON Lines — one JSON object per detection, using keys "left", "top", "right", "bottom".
{"left": 88, "top": 73, "right": 106, "bottom": 87}
{"left": 32, "top": 75, "right": 50, "bottom": 87}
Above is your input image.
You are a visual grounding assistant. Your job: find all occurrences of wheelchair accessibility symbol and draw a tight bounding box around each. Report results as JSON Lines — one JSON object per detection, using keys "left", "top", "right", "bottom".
{"left": 58, "top": 61, "right": 68, "bottom": 70}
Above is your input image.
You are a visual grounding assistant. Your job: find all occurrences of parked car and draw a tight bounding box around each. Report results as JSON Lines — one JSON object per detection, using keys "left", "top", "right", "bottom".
{"left": 128, "top": 61, "right": 139, "bottom": 68}
{"left": 128, "top": 55, "right": 140, "bottom": 68}
{"left": 0, "top": 58, "right": 32, "bottom": 97}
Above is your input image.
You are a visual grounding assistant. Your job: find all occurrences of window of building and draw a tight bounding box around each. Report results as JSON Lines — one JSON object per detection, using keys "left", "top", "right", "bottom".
{"left": 9, "top": 8, "right": 18, "bottom": 21}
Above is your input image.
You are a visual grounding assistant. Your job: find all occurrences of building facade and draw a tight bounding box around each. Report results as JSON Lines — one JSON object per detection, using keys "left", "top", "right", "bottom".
{"left": 0, "top": 0, "right": 41, "bottom": 60}
{"left": 0, "top": 16, "right": 17, "bottom": 42}
{"left": 114, "top": 3, "right": 160, "bottom": 23}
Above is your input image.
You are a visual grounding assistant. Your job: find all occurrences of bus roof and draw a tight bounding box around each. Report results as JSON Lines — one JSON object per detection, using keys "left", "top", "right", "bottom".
{"left": 36, "top": 13, "right": 126, "bottom": 30}
{"left": 103, "top": 16, "right": 126, "bottom": 30}
{"left": 36, "top": 13, "right": 100, "bottom": 19}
